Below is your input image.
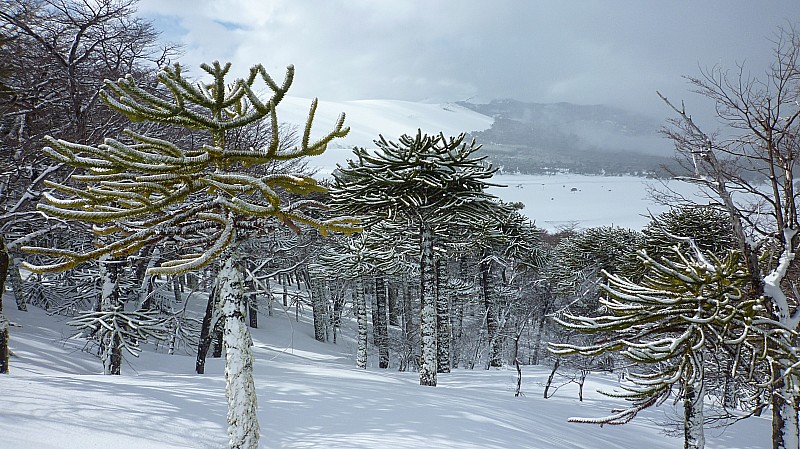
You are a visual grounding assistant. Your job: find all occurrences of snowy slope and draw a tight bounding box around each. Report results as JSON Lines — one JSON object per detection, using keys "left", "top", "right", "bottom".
{"left": 275, "top": 96, "right": 494, "bottom": 171}
{"left": 1, "top": 293, "right": 771, "bottom": 449}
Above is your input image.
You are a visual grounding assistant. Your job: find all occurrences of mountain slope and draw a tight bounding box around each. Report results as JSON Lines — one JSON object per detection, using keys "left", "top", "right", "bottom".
{"left": 1, "top": 295, "right": 771, "bottom": 448}
{"left": 276, "top": 97, "right": 494, "bottom": 170}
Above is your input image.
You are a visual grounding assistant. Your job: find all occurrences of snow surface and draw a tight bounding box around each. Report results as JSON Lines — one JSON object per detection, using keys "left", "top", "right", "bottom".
{"left": 486, "top": 174, "right": 706, "bottom": 232}
{"left": 1, "top": 292, "right": 771, "bottom": 449}
{"left": 277, "top": 96, "right": 493, "bottom": 171}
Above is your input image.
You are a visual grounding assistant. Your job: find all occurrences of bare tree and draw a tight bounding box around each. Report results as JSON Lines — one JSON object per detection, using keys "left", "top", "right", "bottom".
{"left": 659, "top": 24, "right": 800, "bottom": 449}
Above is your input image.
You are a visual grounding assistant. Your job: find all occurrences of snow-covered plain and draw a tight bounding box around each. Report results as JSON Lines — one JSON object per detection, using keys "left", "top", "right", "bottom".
{"left": 1, "top": 296, "right": 771, "bottom": 449}
{"left": 487, "top": 174, "right": 705, "bottom": 232}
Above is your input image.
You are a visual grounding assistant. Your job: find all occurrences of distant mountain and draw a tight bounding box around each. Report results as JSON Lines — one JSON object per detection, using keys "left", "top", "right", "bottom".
{"left": 457, "top": 99, "right": 679, "bottom": 176}
{"left": 277, "top": 96, "right": 679, "bottom": 177}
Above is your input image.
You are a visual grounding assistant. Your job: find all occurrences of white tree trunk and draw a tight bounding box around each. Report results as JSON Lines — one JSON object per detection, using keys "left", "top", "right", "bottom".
{"left": 99, "top": 255, "right": 122, "bottom": 375}
{"left": 355, "top": 276, "right": 368, "bottom": 369}
{"left": 419, "top": 224, "right": 438, "bottom": 386}
{"left": 683, "top": 374, "right": 705, "bottom": 449}
{"left": 218, "top": 257, "right": 260, "bottom": 449}
{"left": 764, "top": 229, "right": 800, "bottom": 449}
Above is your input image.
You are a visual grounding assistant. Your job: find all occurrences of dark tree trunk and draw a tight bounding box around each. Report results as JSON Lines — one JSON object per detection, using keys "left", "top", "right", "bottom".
{"left": 309, "top": 272, "right": 327, "bottom": 342}
{"left": 387, "top": 283, "right": 400, "bottom": 327}
{"left": 247, "top": 278, "right": 258, "bottom": 329}
{"left": 544, "top": 358, "right": 560, "bottom": 399}
{"left": 212, "top": 321, "right": 224, "bottom": 358}
{"left": 480, "top": 253, "right": 502, "bottom": 368}
{"left": 195, "top": 282, "right": 218, "bottom": 374}
{"left": 436, "top": 258, "right": 451, "bottom": 373}
{"left": 374, "top": 274, "right": 389, "bottom": 369}
{"left": 0, "top": 236, "right": 10, "bottom": 374}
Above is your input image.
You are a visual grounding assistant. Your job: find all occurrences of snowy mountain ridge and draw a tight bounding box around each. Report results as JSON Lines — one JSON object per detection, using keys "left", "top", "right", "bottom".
{"left": 275, "top": 96, "right": 495, "bottom": 170}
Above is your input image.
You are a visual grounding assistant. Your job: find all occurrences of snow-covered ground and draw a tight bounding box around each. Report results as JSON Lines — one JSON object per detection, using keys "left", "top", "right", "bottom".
{"left": 487, "top": 174, "right": 705, "bottom": 232}
{"left": 278, "top": 96, "right": 494, "bottom": 170}
{"left": 1, "top": 295, "right": 771, "bottom": 449}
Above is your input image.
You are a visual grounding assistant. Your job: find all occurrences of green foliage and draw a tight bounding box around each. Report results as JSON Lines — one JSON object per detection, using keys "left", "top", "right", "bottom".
{"left": 546, "top": 226, "right": 644, "bottom": 299}
{"left": 551, "top": 245, "right": 791, "bottom": 424}
{"left": 330, "top": 130, "right": 503, "bottom": 227}
{"left": 22, "top": 61, "right": 357, "bottom": 274}
{"left": 643, "top": 205, "right": 736, "bottom": 262}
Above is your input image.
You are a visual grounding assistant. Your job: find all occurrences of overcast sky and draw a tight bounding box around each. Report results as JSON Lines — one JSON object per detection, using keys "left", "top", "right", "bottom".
{"left": 137, "top": 1, "right": 798, "bottom": 119}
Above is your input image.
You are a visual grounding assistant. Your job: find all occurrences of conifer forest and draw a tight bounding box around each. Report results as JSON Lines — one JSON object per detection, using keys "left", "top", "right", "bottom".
{"left": 2, "top": 1, "right": 800, "bottom": 448}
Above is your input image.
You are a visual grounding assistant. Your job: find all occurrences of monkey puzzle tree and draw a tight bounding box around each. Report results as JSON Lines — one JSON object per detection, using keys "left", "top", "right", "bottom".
{"left": 330, "top": 131, "right": 503, "bottom": 386}
{"left": 21, "top": 60, "right": 355, "bottom": 449}
{"left": 552, "top": 244, "right": 793, "bottom": 449}
{"left": 658, "top": 24, "right": 800, "bottom": 449}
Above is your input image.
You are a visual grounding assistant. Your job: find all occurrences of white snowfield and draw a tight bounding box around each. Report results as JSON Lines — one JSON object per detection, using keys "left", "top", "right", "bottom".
{"left": 277, "top": 96, "right": 494, "bottom": 171}
{"left": 1, "top": 299, "right": 770, "bottom": 449}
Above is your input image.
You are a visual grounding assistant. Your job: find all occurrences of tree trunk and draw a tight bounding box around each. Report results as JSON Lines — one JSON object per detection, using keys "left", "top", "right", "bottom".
{"left": 683, "top": 376, "right": 706, "bottom": 449}
{"left": 9, "top": 256, "right": 26, "bottom": 312}
{"left": 0, "top": 235, "right": 9, "bottom": 374}
{"left": 218, "top": 257, "right": 260, "bottom": 449}
{"left": 247, "top": 278, "right": 258, "bottom": 329}
{"left": 355, "top": 276, "right": 368, "bottom": 369}
{"left": 400, "top": 276, "right": 415, "bottom": 372}
{"left": 99, "top": 256, "right": 123, "bottom": 375}
{"left": 419, "top": 223, "right": 438, "bottom": 386}
{"left": 480, "top": 253, "right": 502, "bottom": 368}
{"left": 138, "top": 247, "right": 160, "bottom": 309}
{"left": 387, "top": 283, "right": 400, "bottom": 327}
{"left": 436, "top": 258, "right": 451, "bottom": 373}
{"left": 771, "top": 361, "right": 799, "bottom": 449}
{"left": 450, "top": 291, "right": 464, "bottom": 369}
{"left": 374, "top": 274, "right": 389, "bottom": 369}
{"left": 196, "top": 281, "right": 218, "bottom": 374}
{"left": 310, "top": 273, "right": 327, "bottom": 342}
{"left": 212, "top": 322, "right": 224, "bottom": 358}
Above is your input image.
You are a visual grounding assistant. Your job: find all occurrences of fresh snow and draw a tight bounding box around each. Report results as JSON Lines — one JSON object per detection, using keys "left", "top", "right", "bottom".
{"left": 486, "top": 174, "right": 706, "bottom": 232}
{"left": 1, "top": 292, "right": 771, "bottom": 449}
{"left": 277, "top": 96, "right": 493, "bottom": 171}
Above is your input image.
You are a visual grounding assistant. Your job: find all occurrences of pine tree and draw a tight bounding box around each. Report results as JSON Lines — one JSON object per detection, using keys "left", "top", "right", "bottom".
{"left": 22, "top": 61, "right": 356, "bottom": 449}
{"left": 330, "top": 131, "right": 504, "bottom": 386}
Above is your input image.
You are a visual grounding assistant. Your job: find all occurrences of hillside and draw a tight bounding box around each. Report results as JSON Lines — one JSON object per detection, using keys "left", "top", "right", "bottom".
{"left": 1, "top": 293, "right": 770, "bottom": 448}
{"left": 275, "top": 97, "right": 494, "bottom": 171}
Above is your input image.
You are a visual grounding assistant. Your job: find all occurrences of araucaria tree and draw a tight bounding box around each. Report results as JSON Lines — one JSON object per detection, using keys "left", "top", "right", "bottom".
{"left": 658, "top": 24, "right": 800, "bottom": 449}
{"left": 22, "top": 61, "right": 355, "bottom": 449}
{"left": 552, "top": 245, "right": 790, "bottom": 449}
{"left": 330, "top": 131, "right": 503, "bottom": 386}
